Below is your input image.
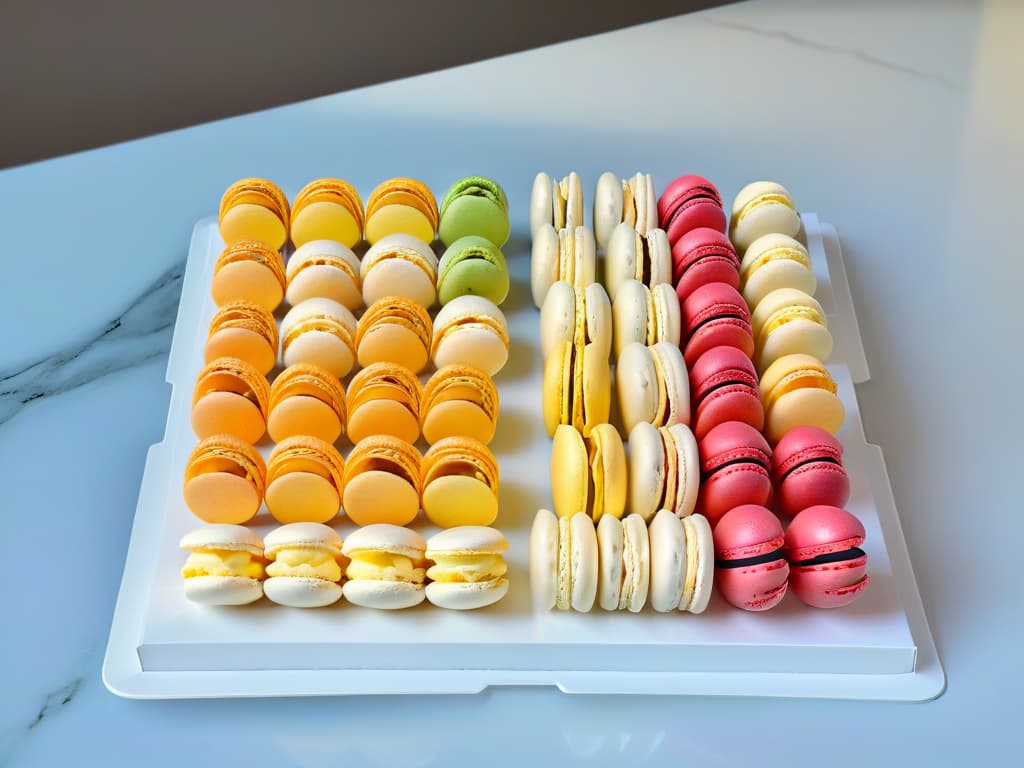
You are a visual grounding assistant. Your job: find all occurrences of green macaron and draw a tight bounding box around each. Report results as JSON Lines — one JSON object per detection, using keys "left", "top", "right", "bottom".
{"left": 437, "top": 235, "right": 510, "bottom": 306}
{"left": 438, "top": 176, "right": 510, "bottom": 247}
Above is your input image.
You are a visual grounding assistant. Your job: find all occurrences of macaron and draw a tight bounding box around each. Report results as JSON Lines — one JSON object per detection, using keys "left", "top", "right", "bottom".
{"left": 267, "top": 364, "right": 347, "bottom": 445}
{"left": 180, "top": 524, "right": 266, "bottom": 606}
{"left": 611, "top": 279, "right": 681, "bottom": 359}
{"left": 280, "top": 297, "right": 358, "bottom": 379}
{"left": 363, "top": 177, "right": 438, "bottom": 246}
{"left": 688, "top": 345, "right": 764, "bottom": 440}
{"left": 421, "top": 436, "right": 499, "bottom": 527}
{"left": 425, "top": 526, "right": 510, "bottom": 610}
{"left": 603, "top": 222, "right": 672, "bottom": 301}
{"left": 657, "top": 175, "right": 727, "bottom": 245}
{"left": 438, "top": 176, "right": 511, "bottom": 247}
{"left": 648, "top": 509, "right": 714, "bottom": 613}
{"left": 751, "top": 287, "right": 833, "bottom": 373}
{"left": 420, "top": 364, "right": 499, "bottom": 445}
{"left": 542, "top": 336, "right": 611, "bottom": 438}
{"left": 346, "top": 362, "right": 422, "bottom": 445}
{"left": 713, "top": 504, "right": 790, "bottom": 611}
{"left": 265, "top": 436, "right": 345, "bottom": 524}
{"left": 285, "top": 240, "right": 362, "bottom": 311}
{"left": 204, "top": 301, "right": 278, "bottom": 376}
{"left": 739, "top": 232, "right": 816, "bottom": 309}
{"left": 627, "top": 421, "right": 699, "bottom": 521}
{"left": 431, "top": 295, "right": 510, "bottom": 376}
{"left": 263, "top": 523, "right": 346, "bottom": 608}
{"left": 342, "top": 524, "right": 428, "bottom": 609}
{"left": 671, "top": 227, "right": 741, "bottom": 301}
{"left": 593, "top": 171, "right": 658, "bottom": 250}
{"left": 539, "top": 280, "right": 612, "bottom": 361}
{"left": 696, "top": 421, "right": 772, "bottom": 524}
{"left": 530, "top": 224, "right": 596, "bottom": 308}
{"left": 595, "top": 513, "right": 649, "bottom": 612}
{"left": 614, "top": 341, "right": 690, "bottom": 436}
{"left": 191, "top": 357, "right": 269, "bottom": 444}
{"left": 550, "top": 423, "right": 626, "bottom": 522}
{"left": 342, "top": 435, "right": 421, "bottom": 526}
{"left": 218, "top": 178, "right": 289, "bottom": 250}
{"left": 437, "top": 235, "right": 510, "bottom": 306}
{"left": 729, "top": 181, "right": 802, "bottom": 254}
{"left": 760, "top": 353, "right": 845, "bottom": 443}
{"left": 182, "top": 435, "right": 266, "bottom": 524}
{"left": 784, "top": 505, "right": 868, "bottom": 608}
{"left": 529, "top": 171, "right": 583, "bottom": 236}
{"left": 360, "top": 234, "right": 439, "bottom": 308}
{"left": 355, "top": 295, "right": 432, "bottom": 374}
{"left": 289, "top": 178, "right": 363, "bottom": 249}
{"left": 211, "top": 240, "right": 287, "bottom": 312}
{"left": 558, "top": 512, "right": 599, "bottom": 611}
{"left": 680, "top": 281, "right": 755, "bottom": 366}
{"left": 771, "top": 426, "right": 850, "bottom": 516}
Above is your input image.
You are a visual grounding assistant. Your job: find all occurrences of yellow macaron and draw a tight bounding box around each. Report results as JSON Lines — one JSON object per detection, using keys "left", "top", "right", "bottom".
{"left": 204, "top": 301, "right": 279, "bottom": 376}
{"left": 750, "top": 287, "right": 833, "bottom": 373}
{"left": 289, "top": 178, "right": 364, "bottom": 248}
{"left": 211, "top": 240, "right": 287, "bottom": 312}
{"left": 420, "top": 437, "right": 500, "bottom": 528}
{"left": 542, "top": 337, "right": 610, "bottom": 438}
{"left": 265, "top": 436, "right": 345, "bottom": 524}
{"left": 363, "top": 177, "right": 439, "bottom": 245}
{"left": 342, "top": 435, "right": 422, "bottom": 526}
{"left": 549, "top": 423, "right": 625, "bottom": 522}
{"left": 420, "top": 364, "right": 499, "bottom": 445}
{"left": 267, "top": 364, "right": 347, "bottom": 444}
{"left": 739, "top": 232, "right": 816, "bottom": 308}
{"left": 218, "top": 177, "right": 290, "bottom": 250}
{"left": 183, "top": 434, "right": 267, "bottom": 524}
{"left": 355, "top": 296, "right": 433, "bottom": 374}
{"left": 759, "top": 353, "right": 845, "bottom": 443}
{"left": 191, "top": 357, "right": 270, "bottom": 444}
{"left": 346, "top": 362, "right": 422, "bottom": 445}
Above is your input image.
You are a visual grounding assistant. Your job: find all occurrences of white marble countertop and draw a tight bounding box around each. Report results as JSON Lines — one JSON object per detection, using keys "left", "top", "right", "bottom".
{"left": 1, "top": 0, "right": 1019, "bottom": 763}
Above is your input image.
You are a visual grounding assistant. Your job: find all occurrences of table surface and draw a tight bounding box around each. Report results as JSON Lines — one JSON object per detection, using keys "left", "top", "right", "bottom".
{"left": 1, "top": 0, "right": 1020, "bottom": 764}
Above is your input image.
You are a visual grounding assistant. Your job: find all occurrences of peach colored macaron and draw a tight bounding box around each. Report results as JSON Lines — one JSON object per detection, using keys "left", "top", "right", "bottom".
{"left": 346, "top": 362, "right": 422, "bottom": 445}
{"left": 191, "top": 357, "right": 269, "bottom": 444}
{"left": 265, "top": 436, "right": 345, "bottom": 524}
{"left": 183, "top": 434, "right": 267, "bottom": 524}
{"left": 204, "top": 301, "right": 279, "bottom": 376}
{"left": 343, "top": 435, "right": 422, "bottom": 526}
{"left": 420, "top": 364, "right": 499, "bottom": 445}
{"left": 211, "top": 240, "right": 287, "bottom": 312}
{"left": 267, "top": 364, "right": 347, "bottom": 444}
{"left": 355, "top": 296, "right": 433, "bottom": 374}
{"left": 218, "top": 177, "right": 290, "bottom": 250}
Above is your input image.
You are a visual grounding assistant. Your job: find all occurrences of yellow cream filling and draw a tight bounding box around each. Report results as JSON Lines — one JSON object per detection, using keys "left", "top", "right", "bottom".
{"left": 266, "top": 547, "right": 342, "bottom": 581}
{"left": 758, "top": 305, "right": 825, "bottom": 346}
{"left": 346, "top": 551, "right": 425, "bottom": 583}
{"left": 736, "top": 193, "right": 794, "bottom": 222}
{"left": 426, "top": 554, "right": 507, "bottom": 583}
{"left": 283, "top": 315, "right": 353, "bottom": 351}
{"left": 182, "top": 549, "right": 264, "bottom": 580}
{"left": 744, "top": 246, "right": 812, "bottom": 280}
{"left": 431, "top": 316, "right": 509, "bottom": 357}
{"left": 764, "top": 370, "right": 836, "bottom": 410}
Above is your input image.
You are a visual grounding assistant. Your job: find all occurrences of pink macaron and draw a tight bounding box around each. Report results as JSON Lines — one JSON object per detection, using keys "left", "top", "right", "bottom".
{"left": 771, "top": 426, "right": 850, "bottom": 516}
{"left": 658, "top": 175, "right": 727, "bottom": 245}
{"left": 714, "top": 504, "right": 789, "bottom": 611}
{"left": 697, "top": 421, "right": 772, "bottom": 524}
{"left": 689, "top": 345, "right": 764, "bottom": 440}
{"left": 681, "top": 282, "right": 755, "bottom": 366}
{"left": 784, "top": 505, "right": 868, "bottom": 608}
{"left": 672, "top": 227, "right": 740, "bottom": 301}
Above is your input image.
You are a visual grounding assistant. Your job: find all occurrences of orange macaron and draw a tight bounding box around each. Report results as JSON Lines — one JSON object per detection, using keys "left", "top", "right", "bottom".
{"left": 204, "top": 301, "right": 279, "bottom": 376}
{"left": 420, "top": 437, "right": 500, "bottom": 527}
{"left": 363, "top": 177, "right": 439, "bottom": 245}
{"left": 342, "top": 435, "right": 422, "bottom": 526}
{"left": 191, "top": 357, "right": 270, "bottom": 444}
{"left": 183, "top": 434, "right": 267, "bottom": 524}
{"left": 211, "top": 240, "right": 287, "bottom": 312}
{"left": 345, "top": 362, "right": 422, "bottom": 445}
{"left": 265, "top": 436, "right": 346, "bottom": 524}
{"left": 420, "top": 364, "right": 499, "bottom": 446}
{"left": 355, "top": 296, "right": 433, "bottom": 374}
{"left": 218, "top": 177, "right": 290, "bottom": 250}
{"left": 290, "top": 178, "right": 364, "bottom": 248}
{"left": 267, "top": 364, "right": 347, "bottom": 444}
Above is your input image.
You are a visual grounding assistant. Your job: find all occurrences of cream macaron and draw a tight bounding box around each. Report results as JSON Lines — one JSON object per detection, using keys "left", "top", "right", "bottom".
{"left": 603, "top": 222, "right": 672, "bottom": 301}
{"left": 531, "top": 224, "right": 596, "bottom": 308}
{"left": 430, "top": 294, "right": 510, "bottom": 376}
{"left": 180, "top": 524, "right": 266, "bottom": 606}
{"left": 593, "top": 172, "right": 658, "bottom": 250}
{"left": 739, "top": 233, "right": 816, "bottom": 309}
{"left": 611, "top": 279, "right": 681, "bottom": 359}
{"left": 760, "top": 353, "right": 845, "bottom": 443}
{"left": 729, "top": 181, "right": 802, "bottom": 253}
{"left": 647, "top": 509, "right": 714, "bottom": 613}
{"left": 425, "top": 526, "right": 510, "bottom": 610}
{"left": 528, "top": 510, "right": 597, "bottom": 612}
{"left": 280, "top": 297, "right": 358, "bottom": 379}
{"left": 285, "top": 240, "right": 362, "bottom": 312}
{"left": 750, "top": 287, "right": 833, "bottom": 373}
{"left": 360, "top": 234, "right": 439, "bottom": 308}
{"left": 595, "top": 513, "right": 650, "bottom": 612}
{"left": 615, "top": 341, "right": 691, "bottom": 436}
{"left": 529, "top": 171, "right": 583, "bottom": 237}
{"left": 539, "top": 279, "right": 612, "bottom": 361}
{"left": 341, "top": 524, "right": 428, "bottom": 609}
{"left": 263, "top": 523, "right": 346, "bottom": 608}
{"left": 628, "top": 421, "right": 700, "bottom": 521}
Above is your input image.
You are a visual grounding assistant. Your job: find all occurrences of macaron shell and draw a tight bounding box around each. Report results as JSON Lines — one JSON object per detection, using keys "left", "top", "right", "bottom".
{"left": 627, "top": 421, "right": 665, "bottom": 521}
{"left": 357, "top": 323, "right": 429, "bottom": 374}
{"left": 595, "top": 515, "right": 624, "bottom": 610}
{"left": 283, "top": 330, "right": 355, "bottom": 379}
{"left": 530, "top": 172, "right": 556, "bottom": 236}
{"left": 730, "top": 194, "right": 801, "bottom": 253}
{"left": 531, "top": 223, "right": 560, "bottom": 307}
{"left": 583, "top": 282, "right": 613, "bottom": 359}
{"left": 421, "top": 399, "right": 495, "bottom": 445}
{"left": 365, "top": 204, "right": 434, "bottom": 245}
{"left": 569, "top": 512, "right": 599, "bottom": 612}
{"left": 593, "top": 171, "right": 625, "bottom": 250}
{"left": 664, "top": 194, "right": 728, "bottom": 245}
{"left": 664, "top": 423, "right": 700, "bottom": 518}
{"left": 742, "top": 258, "right": 816, "bottom": 309}
{"left": 421, "top": 475, "right": 498, "bottom": 528}
{"left": 539, "top": 280, "right": 576, "bottom": 359}
{"left": 342, "top": 579, "right": 426, "bottom": 610}
{"left": 757, "top": 318, "right": 834, "bottom": 373}
{"left": 438, "top": 236, "right": 510, "bottom": 306}
{"left": 433, "top": 325, "right": 508, "bottom": 377}
{"left": 715, "top": 558, "right": 789, "bottom": 611}
{"left": 551, "top": 424, "right": 588, "bottom": 519}
{"left": 612, "top": 280, "right": 649, "bottom": 358}
{"left": 604, "top": 222, "right": 641, "bottom": 301}
{"left": 264, "top": 577, "right": 343, "bottom": 608}
{"left": 183, "top": 472, "right": 262, "bottom": 525}
{"left": 342, "top": 471, "right": 419, "bottom": 526}
{"left": 697, "top": 422, "right": 772, "bottom": 523}
{"left": 790, "top": 556, "right": 868, "bottom": 609}
{"left": 348, "top": 399, "right": 420, "bottom": 445}
{"left": 265, "top": 471, "right": 340, "bottom": 524}
{"left": 287, "top": 262, "right": 362, "bottom": 311}
{"left": 580, "top": 342, "right": 611, "bottom": 436}
{"left": 714, "top": 505, "right": 789, "bottom": 611}
{"left": 362, "top": 258, "right": 437, "bottom": 309}
{"left": 615, "top": 342, "right": 658, "bottom": 435}
{"left": 650, "top": 341, "right": 691, "bottom": 428}
{"left": 183, "top": 575, "right": 264, "bottom": 606}
{"left": 590, "top": 423, "right": 627, "bottom": 521}
{"left": 205, "top": 327, "right": 276, "bottom": 376}
{"left": 682, "top": 513, "right": 714, "bottom": 613}
{"left": 438, "top": 194, "right": 510, "bottom": 248}
{"left": 681, "top": 283, "right": 755, "bottom": 366}
{"left": 291, "top": 200, "right": 361, "bottom": 249}
{"left": 267, "top": 395, "right": 343, "bottom": 445}
{"left": 648, "top": 509, "right": 686, "bottom": 612}
{"left": 529, "top": 509, "right": 559, "bottom": 610}
{"left": 565, "top": 226, "right": 597, "bottom": 288}
{"left": 765, "top": 387, "right": 845, "bottom": 444}
{"left": 772, "top": 427, "right": 850, "bottom": 515}
{"left": 651, "top": 283, "right": 682, "bottom": 346}
{"left": 690, "top": 346, "right": 764, "bottom": 440}
{"left": 211, "top": 259, "right": 284, "bottom": 311}
{"left": 425, "top": 578, "right": 509, "bottom": 610}
{"left": 784, "top": 504, "right": 865, "bottom": 560}
{"left": 619, "top": 513, "right": 650, "bottom": 612}
{"left": 219, "top": 204, "right": 287, "bottom": 251}
{"left": 191, "top": 391, "right": 266, "bottom": 444}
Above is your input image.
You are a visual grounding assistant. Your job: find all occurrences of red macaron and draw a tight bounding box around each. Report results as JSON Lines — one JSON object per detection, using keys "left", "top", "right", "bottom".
{"left": 771, "top": 426, "right": 850, "bottom": 516}
{"left": 657, "top": 175, "right": 727, "bottom": 245}
{"left": 681, "top": 282, "right": 755, "bottom": 366}
{"left": 784, "top": 505, "right": 868, "bottom": 608}
{"left": 714, "top": 504, "right": 789, "bottom": 611}
{"left": 697, "top": 421, "right": 772, "bottom": 523}
{"left": 672, "top": 227, "right": 740, "bottom": 301}
{"left": 689, "top": 345, "right": 764, "bottom": 440}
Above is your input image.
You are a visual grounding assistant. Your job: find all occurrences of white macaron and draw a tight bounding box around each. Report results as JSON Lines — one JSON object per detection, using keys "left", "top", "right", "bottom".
{"left": 341, "top": 524, "right": 427, "bottom": 609}
{"left": 263, "top": 522, "right": 345, "bottom": 608}
{"left": 179, "top": 524, "right": 266, "bottom": 606}
{"left": 425, "top": 526, "right": 509, "bottom": 610}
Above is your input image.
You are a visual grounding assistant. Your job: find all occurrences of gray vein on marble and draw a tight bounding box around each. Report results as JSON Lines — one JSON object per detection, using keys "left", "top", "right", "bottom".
{"left": 27, "top": 679, "right": 82, "bottom": 731}
{"left": 700, "top": 19, "right": 961, "bottom": 91}
{"left": 0, "top": 262, "right": 184, "bottom": 428}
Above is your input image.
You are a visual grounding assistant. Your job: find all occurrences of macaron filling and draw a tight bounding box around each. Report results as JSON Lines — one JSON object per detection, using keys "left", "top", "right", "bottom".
{"left": 346, "top": 551, "right": 426, "bottom": 583}
{"left": 715, "top": 547, "right": 785, "bottom": 569}
{"left": 182, "top": 549, "right": 265, "bottom": 580}
{"left": 791, "top": 547, "right": 866, "bottom": 567}
{"left": 266, "top": 546, "right": 343, "bottom": 581}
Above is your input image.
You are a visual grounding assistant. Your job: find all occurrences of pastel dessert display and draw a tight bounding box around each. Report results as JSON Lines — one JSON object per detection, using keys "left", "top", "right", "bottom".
{"left": 530, "top": 224, "right": 596, "bottom": 308}
{"left": 180, "top": 524, "right": 266, "bottom": 606}
{"left": 360, "top": 234, "right": 438, "bottom": 308}
{"left": 182, "top": 435, "right": 266, "bottom": 524}
{"left": 218, "top": 177, "right": 290, "bottom": 250}
{"left": 346, "top": 362, "right": 422, "bottom": 445}
{"left": 529, "top": 171, "right": 583, "bottom": 236}
{"left": 263, "top": 523, "right": 346, "bottom": 608}
{"left": 431, "top": 295, "right": 510, "bottom": 376}
{"left": 363, "top": 177, "right": 438, "bottom": 246}
{"left": 549, "top": 423, "right": 626, "bottom": 522}
{"left": 602, "top": 221, "right": 672, "bottom": 301}
{"left": 437, "top": 235, "right": 510, "bottom": 306}
{"left": 280, "top": 297, "right": 358, "bottom": 379}
{"left": 542, "top": 336, "right": 611, "bottom": 438}
{"left": 211, "top": 240, "right": 287, "bottom": 312}
{"left": 438, "top": 176, "right": 511, "bottom": 247}
{"left": 420, "top": 364, "right": 499, "bottom": 445}
{"left": 342, "top": 435, "right": 421, "bottom": 526}
{"left": 264, "top": 436, "right": 345, "bottom": 524}
{"left": 592, "top": 171, "right": 658, "bottom": 250}
{"left": 539, "top": 280, "right": 612, "bottom": 361}
{"left": 610, "top": 279, "right": 680, "bottom": 359}
{"left": 289, "top": 178, "right": 364, "bottom": 249}
{"left": 529, "top": 509, "right": 598, "bottom": 612}
{"left": 420, "top": 437, "right": 500, "bottom": 528}
{"left": 267, "top": 364, "right": 347, "bottom": 445}
{"left": 355, "top": 295, "right": 432, "bottom": 374}
{"left": 784, "top": 505, "right": 868, "bottom": 608}
{"left": 614, "top": 341, "right": 690, "bottom": 436}
{"left": 341, "top": 524, "right": 428, "bottom": 609}
{"left": 713, "top": 504, "right": 789, "bottom": 611}
{"left": 671, "top": 226, "right": 741, "bottom": 301}
{"left": 696, "top": 421, "right": 772, "bottom": 524}
{"left": 739, "top": 233, "right": 816, "bottom": 309}
{"left": 627, "top": 422, "right": 699, "bottom": 521}
{"left": 771, "top": 426, "right": 850, "bottom": 516}
{"left": 688, "top": 345, "right": 765, "bottom": 440}
{"left": 204, "top": 301, "right": 279, "bottom": 376}
{"left": 424, "top": 526, "right": 510, "bottom": 610}
{"left": 729, "top": 181, "right": 802, "bottom": 254}
{"left": 191, "top": 357, "right": 269, "bottom": 444}
{"left": 750, "top": 287, "right": 833, "bottom": 373}
{"left": 760, "top": 353, "right": 845, "bottom": 443}
{"left": 680, "top": 281, "right": 755, "bottom": 366}
{"left": 285, "top": 240, "right": 362, "bottom": 311}
{"left": 595, "top": 513, "right": 649, "bottom": 612}
{"left": 657, "top": 175, "right": 727, "bottom": 245}
{"left": 647, "top": 509, "right": 714, "bottom": 613}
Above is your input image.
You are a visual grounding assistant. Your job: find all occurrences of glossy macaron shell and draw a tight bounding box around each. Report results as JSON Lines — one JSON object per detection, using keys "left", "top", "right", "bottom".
{"left": 285, "top": 240, "right": 362, "bottom": 311}
{"left": 346, "top": 362, "right": 422, "bottom": 445}
{"left": 751, "top": 287, "right": 833, "bottom": 373}
{"left": 218, "top": 178, "right": 290, "bottom": 250}
{"left": 264, "top": 436, "right": 345, "bottom": 524}
{"left": 289, "top": 178, "right": 364, "bottom": 249}
{"left": 771, "top": 425, "right": 850, "bottom": 515}
{"left": 760, "top": 353, "right": 845, "bottom": 443}
{"left": 267, "top": 363, "right": 347, "bottom": 445}
{"left": 739, "top": 232, "right": 816, "bottom": 308}
{"left": 421, "top": 364, "right": 499, "bottom": 446}
{"left": 420, "top": 437, "right": 500, "bottom": 528}
{"left": 280, "top": 297, "right": 358, "bottom": 379}
{"left": 785, "top": 505, "right": 868, "bottom": 608}
{"left": 211, "top": 240, "right": 287, "bottom": 312}
{"left": 342, "top": 436, "right": 422, "bottom": 527}
{"left": 697, "top": 420, "right": 772, "bottom": 524}
{"left": 363, "top": 177, "right": 438, "bottom": 246}
{"left": 713, "top": 504, "right": 789, "bottom": 611}
{"left": 360, "top": 234, "right": 439, "bottom": 308}
{"left": 438, "top": 235, "right": 510, "bottom": 306}
{"left": 729, "top": 181, "right": 802, "bottom": 254}
{"left": 671, "top": 226, "right": 740, "bottom": 300}
{"left": 438, "top": 176, "right": 510, "bottom": 247}
{"left": 182, "top": 435, "right": 267, "bottom": 525}
{"left": 204, "top": 301, "right": 279, "bottom": 376}
{"left": 191, "top": 357, "right": 269, "bottom": 444}
{"left": 681, "top": 282, "right": 754, "bottom": 366}
{"left": 657, "top": 175, "right": 727, "bottom": 245}
{"left": 355, "top": 296, "right": 433, "bottom": 374}
{"left": 431, "top": 294, "right": 510, "bottom": 376}
{"left": 689, "top": 345, "right": 765, "bottom": 440}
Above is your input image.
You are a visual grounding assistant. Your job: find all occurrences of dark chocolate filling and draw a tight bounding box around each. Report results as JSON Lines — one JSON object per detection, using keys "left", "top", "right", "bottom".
{"left": 793, "top": 547, "right": 865, "bottom": 567}
{"left": 701, "top": 455, "right": 769, "bottom": 480}
{"left": 780, "top": 455, "right": 841, "bottom": 482}
{"left": 689, "top": 312, "right": 747, "bottom": 337}
{"left": 716, "top": 547, "right": 785, "bottom": 569}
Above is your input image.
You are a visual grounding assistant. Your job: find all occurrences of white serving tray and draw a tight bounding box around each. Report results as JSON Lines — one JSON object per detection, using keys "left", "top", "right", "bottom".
{"left": 103, "top": 214, "right": 944, "bottom": 700}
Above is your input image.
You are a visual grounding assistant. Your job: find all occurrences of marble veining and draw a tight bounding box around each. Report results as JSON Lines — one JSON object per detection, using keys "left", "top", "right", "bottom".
{"left": 27, "top": 679, "right": 82, "bottom": 731}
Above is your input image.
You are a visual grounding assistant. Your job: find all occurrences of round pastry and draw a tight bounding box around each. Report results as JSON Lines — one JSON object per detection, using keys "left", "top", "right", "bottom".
{"left": 771, "top": 426, "right": 850, "bottom": 516}
{"left": 603, "top": 222, "right": 672, "bottom": 301}
{"left": 688, "top": 345, "right": 765, "bottom": 440}
{"left": 289, "top": 178, "right": 363, "bottom": 248}
{"left": 355, "top": 295, "right": 432, "bottom": 374}
{"left": 729, "top": 181, "right": 802, "bottom": 254}
{"left": 529, "top": 171, "right": 582, "bottom": 237}
{"left": 263, "top": 522, "right": 345, "bottom": 608}
{"left": 191, "top": 357, "right": 269, "bottom": 444}
{"left": 431, "top": 294, "right": 510, "bottom": 376}
{"left": 543, "top": 336, "right": 610, "bottom": 438}
{"left": 179, "top": 524, "right": 266, "bottom": 605}
{"left": 531, "top": 224, "right": 596, "bottom": 308}
{"left": 421, "top": 437, "right": 500, "bottom": 527}
{"left": 425, "top": 526, "right": 509, "bottom": 609}
{"left": 611, "top": 280, "right": 680, "bottom": 359}
{"left": 697, "top": 421, "right": 772, "bottom": 524}
{"left": 342, "top": 524, "right": 428, "bottom": 609}
{"left": 211, "top": 240, "right": 286, "bottom": 311}
{"left": 346, "top": 362, "right": 422, "bottom": 445}
{"left": 648, "top": 509, "right": 713, "bottom": 613}
{"left": 713, "top": 504, "right": 789, "bottom": 611}
{"left": 596, "top": 513, "right": 649, "bottom": 612}
{"left": 558, "top": 512, "right": 599, "bottom": 612}
{"left": 760, "top": 353, "right": 845, "bottom": 443}
{"left": 204, "top": 301, "right": 278, "bottom": 376}
{"left": 529, "top": 509, "right": 559, "bottom": 610}
{"left": 285, "top": 239, "right": 362, "bottom": 311}
{"left": 421, "top": 364, "right": 499, "bottom": 445}
{"left": 363, "top": 177, "right": 438, "bottom": 246}
{"left": 549, "top": 423, "right": 626, "bottom": 522}
{"left": 182, "top": 435, "right": 266, "bottom": 524}
{"left": 614, "top": 341, "right": 690, "bottom": 436}
{"left": 437, "top": 235, "right": 510, "bottom": 306}
{"left": 784, "top": 505, "right": 868, "bottom": 608}
{"left": 540, "top": 280, "right": 612, "bottom": 362}
{"left": 680, "top": 281, "right": 755, "bottom": 366}
{"left": 593, "top": 172, "right": 658, "bottom": 250}
{"left": 671, "top": 226, "right": 741, "bottom": 301}
{"left": 657, "top": 175, "right": 727, "bottom": 245}
{"left": 438, "top": 176, "right": 510, "bottom": 247}
{"left": 218, "top": 178, "right": 289, "bottom": 250}
{"left": 265, "top": 436, "right": 345, "bottom": 524}
{"left": 739, "top": 233, "right": 815, "bottom": 309}
{"left": 342, "top": 435, "right": 421, "bottom": 526}
{"left": 360, "top": 234, "right": 438, "bottom": 308}
{"left": 627, "top": 421, "right": 699, "bottom": 521}
{"left": 751, "top": 287, "right": 833, "bottom": 373}
{"left": 280, "top": 297, "right": 358, "bottom": 379}
{"left": 267, "top": 364, "right": 347, "bottom": 445}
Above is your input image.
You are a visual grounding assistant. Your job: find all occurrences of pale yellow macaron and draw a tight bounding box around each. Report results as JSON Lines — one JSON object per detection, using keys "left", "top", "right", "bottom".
{"left": 420, "top": 364, "right": 499, "bottom": 445}
{"left": 603, "top": 222, "right": 672, "bottom": 301}
{"left": 361, "top": 234, "right": 438, "bottom": 308}
{"left": 211, "top": 240, "right": 287, "bottom": 312}
{"left": 265, "top": 436, "right": 346, "bottom": 524}
{"left": 342, "top": 524, "right": 428, "bottom": 609}
{"left": 421, "top": 437, "right": 499, "bottom": 528}
{"left": 204, "top": 301, "right": 278, "bottom": 376}
{"left": 750, "top": 287, "right": 833, "bottom": 373}
{"left": 285, "top": 240, "right": 362, "bottom": 312}
{"left": 180, "top": 524, "right": 266, "bottom": 605}
{"left": 280, "top": 297, "right": 358, "bottom": 379}
{"left": 267, "top": 364, "right": 347, "bottom": 445}
{"left": 529, "top": 171, "right": 583, "bottom": 236}
{"left": 539, "top": 280, "right": 612, "bottom": 361}
{"left": 346, "top": 362, "right": 422, "bottom": 445}
{"left": 191, "top": 357, "right": 270, "bottom": 444}
{"left": 542, "top": 337, "right": 610, "bottom": 439}
{"left": 611, "top": 280, "right": 681, "bottom": 359}
{"left": 729, "top": 181, "right": 802, "bottom": 253}
{"left": 263, "top": 522, "right": 346, "bottom": 608}
{"left": 289, "top": 178, "right": 364, "bottom": 248}
{"left": 759, "top": 353, "right": 845, "bottom": 443}
{"left": 342, "top": 435, "right": 422, "bottom": 526}
{"left": 530, "top": 223, "right": 596, "bottom": 308}
{"left": 431, "top": 294, "right": 510, "bottom": 377}
{"left": 183, "top": 435, "right": 267, "bottom": 525}
{"left": 739, "top": 232, "right": 816, "bottom": 309}
{"left": 425, "top": 526, "right": 509, "bottom": 610}
{"left": 363, "top": 177, "right": 438, "bottom": 245}
{"left": 218, "top": 177, "right": 290, "bottom": 250}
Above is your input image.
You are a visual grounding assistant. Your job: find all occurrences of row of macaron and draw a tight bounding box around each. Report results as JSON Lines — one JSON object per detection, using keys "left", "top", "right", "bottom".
{"left": 180, "top": 522, "right": 509, "bottom": 611}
